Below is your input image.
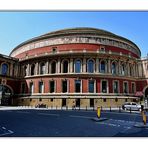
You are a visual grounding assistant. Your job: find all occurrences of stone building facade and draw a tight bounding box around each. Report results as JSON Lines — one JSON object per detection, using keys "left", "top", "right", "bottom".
{"left": 0, "top": 27, "right": 148, "bottom": 108}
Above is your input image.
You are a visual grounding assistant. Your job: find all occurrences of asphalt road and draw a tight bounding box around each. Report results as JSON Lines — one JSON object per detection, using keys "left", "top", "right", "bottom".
{"left": 0, "top": 109, "right": 148, "bottom": 137}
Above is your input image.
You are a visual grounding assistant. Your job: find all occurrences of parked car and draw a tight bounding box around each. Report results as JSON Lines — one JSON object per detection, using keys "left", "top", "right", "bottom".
{"left": 122, "top": 102, "right": 142, "bottom": 111}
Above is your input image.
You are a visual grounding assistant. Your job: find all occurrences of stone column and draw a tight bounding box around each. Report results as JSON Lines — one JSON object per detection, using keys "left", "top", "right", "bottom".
{"left": 57, "top": 58, "right": 61, "bottom": 73}
{"left": 70, "top": 58, "right": 73, "bottom": 73}
{"left": 108, "top": 59, "right": 111, "bottom": 73}
{"left": 83, "top": 58, "right": 86, "bottom": 73}
{"left": 46, "top": 61, "right": 49, "bottom": 74}
{"left": 96, "top": 58, "right": 99, "bottom": 73}
{"left": 127, "top": 62, "right": 130, "bottom": 76}
{"left": 135, "top": 63, "right": 139, "bottom": 77}
{"left": 118, "top": 60, "right": 121, "bottom": 75}
{"left": 35, "top": 62, "right": 39, "bottom": 75}
{"left": 10, "top": 63, "right": 13, "bottom": 76}
{"left": 27, "top": 63, "right": 30, "bottom": 76}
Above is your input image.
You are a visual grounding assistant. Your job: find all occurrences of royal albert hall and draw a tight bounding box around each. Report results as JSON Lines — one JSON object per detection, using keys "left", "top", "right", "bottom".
{"left": 0, "top": 27, "right": 148, "bottom": 108}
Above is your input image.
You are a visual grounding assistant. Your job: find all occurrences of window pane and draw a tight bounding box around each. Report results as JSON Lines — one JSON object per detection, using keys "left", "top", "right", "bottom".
{"left": 30, "top": 82, "right": 34, "bottom": 94}
{"left": 63, "top": 61, "right": 68, "bottom": 73}
{"left": 75, "top": 80, "right": 81, "bottom": 93}
{"left": 39, "top": 82, "right": 44, "bottom": 93}
{"left": 2, "top": 63, "right": 8, "bottom": 75}
{"left": 31, "top": 64, "right": 35, "bottom": 75}
{"left": 102, "top": 81, "right": 107, "bottom": 93}
{"left": 40, "top": 63, "right": 45, "bottom": 74}
{"left": 75, "top": 60, "right": 81, "bottom": 73}
{"left": 132, "top": 83, "right": 135, "bottom": 93}
{"left": 87, "top": 60, "right": 94, "bottom": 73}
{"left": 51, "top": 61, "right": 56, "bottom": 73}
{"left": 113, "top": 81, "right": 118, "bottom": 93}
{"left": 50, "top": 81, "right": 55, "bottom": 93}
{"left": 100, "top": 61, "right": 105, "bottom": 73}
{"left": 89, "top": 80, "right": 94, "bottom": 93}
{"left": 62, "top": 80, "right": 67, "bottom": 93}
{"left": 123, "top": 82, "right": 128, "bottom": 93}
{"left": 112, "top": 63, "right": 116, "bottom": 74}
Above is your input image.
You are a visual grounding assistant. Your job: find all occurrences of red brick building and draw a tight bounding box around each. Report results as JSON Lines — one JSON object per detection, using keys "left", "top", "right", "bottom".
{"left": 0, "top": 27, "right": 148, "bottom": 108}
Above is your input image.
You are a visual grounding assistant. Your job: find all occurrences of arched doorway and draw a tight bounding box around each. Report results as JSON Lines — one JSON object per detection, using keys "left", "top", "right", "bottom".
{"left": 0, "top": 85, "right": 13, "bottom": 106}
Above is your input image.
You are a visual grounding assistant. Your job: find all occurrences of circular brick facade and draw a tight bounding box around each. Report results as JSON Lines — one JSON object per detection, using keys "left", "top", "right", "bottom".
{"left": 9, "top": 28, "right": 144, "bottom": 108}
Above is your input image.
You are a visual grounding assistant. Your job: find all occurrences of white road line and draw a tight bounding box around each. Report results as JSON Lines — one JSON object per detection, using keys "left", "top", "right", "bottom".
{"left": 69, "top": 115, "right": 93, "bottom": 119}
{"left": 103, "top": 111, "right": 141, "bottom": 116}
{"left": 0, "top": 127, "right": 14, "bottom": 136}
{"left": 8, "top": 130, "right": 14, "bottom": 133}
{"left": 38, "top": 113, "right": 60, "bottom": 116}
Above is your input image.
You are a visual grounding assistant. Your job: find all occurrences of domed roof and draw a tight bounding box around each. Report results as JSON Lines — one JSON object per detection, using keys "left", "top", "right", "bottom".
{"left": 39, "top": 27, "right": 117, "bottom": 38}
{"left": 10, "top": 27, "right": 141, "bottom": 56}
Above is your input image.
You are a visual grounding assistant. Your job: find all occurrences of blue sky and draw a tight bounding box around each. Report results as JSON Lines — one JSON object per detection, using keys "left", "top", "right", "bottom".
{"left": 0, "top": 11, "right": 147, "bottom": 57}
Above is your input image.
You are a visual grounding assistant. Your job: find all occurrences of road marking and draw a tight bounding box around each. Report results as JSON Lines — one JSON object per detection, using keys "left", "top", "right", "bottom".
{"left": 69, "top": 115, "right": 93, "bottom": 119}
{"left": 0, "top": 127, "right": 14, "bottom": 136}
{"left": 102, "top": 111, "right": 141, "bottom": 116}
{"left": 38, "top": 113, "right": 60, "bottom": 116}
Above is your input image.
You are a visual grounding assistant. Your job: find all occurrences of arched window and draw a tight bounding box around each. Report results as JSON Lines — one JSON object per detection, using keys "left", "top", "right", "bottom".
{"left": 75, "top": 59, "right": 81, "bottom": 73}
{"left": 111, "top": 62, "right": 116, "bottom": 74}
{"left": 51, "top": 61, "right": 56, "bottom": 74}
{"left": 87, "top": 59, "right": 94, "bottom": 73}
{"left": 1, "top": 63, "right": 8, "bottom": 75}
{"left": 100, "top": 61, "right": 106, "bottom": 73}
{"left": 63, "top": 60, "right": 68, "bottom": 73}
{"left": 31, "top": 64, "right": 35, "bottom": 76}
{"left": 40, "top": 62, "right": 45, "bottom": 74}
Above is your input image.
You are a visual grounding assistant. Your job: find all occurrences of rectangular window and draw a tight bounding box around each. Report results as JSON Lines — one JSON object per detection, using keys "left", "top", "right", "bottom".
{"left": 21, "top": 83, "right": 26, "bottom": 94}
{"left": 30, "top": 82, "right": 34, "bottom": 94}
{"left": 113, "top": 81, "right": 119, "bottom": 93}
{"left": 89, "top": 80, "right": 94, "bottom": 93}
{"left": 62, "top": 80, "right": 67, "bottom": 93}
{"left": 75, "top": 80, "right": 81, "bottom": 93}
{"left": 123, "top": 82, "right": 128, "bottom": 93}
{"left": 39, "top": 81, "right": 44, "bottom": 93}
{"left": 49, "top": 81, "right": 55, "bottom": 93}
{"left": 131, "top": 83, "right": 135, "bottom": 94}
{"left": 101, "top": 80, "right": 107, "bottom": 93}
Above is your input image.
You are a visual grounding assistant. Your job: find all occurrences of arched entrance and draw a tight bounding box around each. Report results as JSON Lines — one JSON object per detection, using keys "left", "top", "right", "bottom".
{"left": 0, "top": 84, "right": 13, "bottom": 106}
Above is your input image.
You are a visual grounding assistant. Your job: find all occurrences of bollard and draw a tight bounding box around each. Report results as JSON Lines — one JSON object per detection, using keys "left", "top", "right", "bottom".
{"left": 66, "top": 106, "right": 68, "bottom": 110}
{"left": 79, "top": 106, "right": 80, "bottom": 111}
{"left": 56, "top": 106, "right": 57, "bottom": 110}
{"left": 93, "top": 106, "right": 94, "bottom": 111}
{"left": 110, "top": 106, "right": 111, "bottom": 112}
{"left": 141, "top": 110, "right": 147, "bottom": 125}
{"left": 97, "top": 106, "right": 101, "bottom": 118}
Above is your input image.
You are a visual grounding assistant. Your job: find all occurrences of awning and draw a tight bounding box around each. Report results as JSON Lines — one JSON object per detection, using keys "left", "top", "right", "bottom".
{"left": 135, "top": 91, "right": 143, "bottom": 97}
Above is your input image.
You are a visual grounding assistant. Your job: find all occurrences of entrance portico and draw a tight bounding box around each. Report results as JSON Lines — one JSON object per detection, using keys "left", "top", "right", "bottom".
{"left": 0, "top": 84, "right": 13, "bottom": 106}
